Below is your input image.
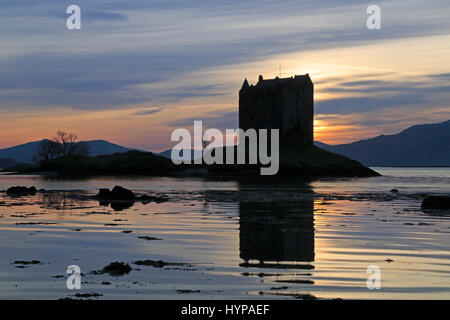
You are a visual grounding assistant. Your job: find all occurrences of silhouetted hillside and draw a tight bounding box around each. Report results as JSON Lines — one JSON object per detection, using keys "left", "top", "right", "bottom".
{"left": 0, "top": 139, "right": 136, "bottom": 163}
{"left": 9, "top": 145, "right": 378, "bottom": 178}
{"left": 315, "top": 120, "right": 450, "bottom": 167}
{"left": 34, "top": 151, "right": 177, "bottom": 175}
{"left": 159, "top": 149, "right": 203, "bottom": 161}
{"left": 0, "top": 158, "right": 17, "bottom": 169}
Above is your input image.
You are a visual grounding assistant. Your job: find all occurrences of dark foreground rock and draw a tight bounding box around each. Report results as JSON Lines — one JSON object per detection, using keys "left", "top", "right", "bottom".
{"left": 110, "top": 186, "right": 135, "bottom": 199}
{"left": 74, "top": 292, "right": 103, "bottom": 298}
{"left": 96, "top": 188, "right": 111, "bottom": 199}
{"left": 6, "top": 186, "right": 37, "bottom": 196}
{"left": 132, "top": 260, "right": 191, "bottom": 268}
{"left": 12, "top": 260, "right": 41, "bottom": 265}
{"left": 95, "top": 186, "right": 135, "bottom": 200}
{"left": 421, "top": 196, "right": 450, "bottom": 210}
{"left": 94, "top": 187, "right": 169, "bottom": 211}
{"left": 95, "top": 262, "right": 132, "bottom": 276}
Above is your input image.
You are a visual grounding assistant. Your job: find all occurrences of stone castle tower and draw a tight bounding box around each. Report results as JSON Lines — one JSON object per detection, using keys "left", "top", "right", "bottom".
{"left": 239, "top": 74, "right": 314, "bottom": 145}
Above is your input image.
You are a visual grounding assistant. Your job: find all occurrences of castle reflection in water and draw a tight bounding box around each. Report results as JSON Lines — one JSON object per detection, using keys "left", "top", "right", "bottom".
{"left": 239, "top": 197, "right": 314, "bottom": 268}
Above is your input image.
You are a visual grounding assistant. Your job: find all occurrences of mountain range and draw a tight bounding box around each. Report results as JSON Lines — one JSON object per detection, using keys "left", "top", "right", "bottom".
{"left": 158, "top": 149, "right": 203, "bottom": 162}
{"left": 0, "top": 158, "right": 17, "bottom": 169}
{"left": 159, "top": 120, "right": 450, "bottom": 167}
{"left": 1, "top": 120, "right": 448, "bottom": 168}
{"left": 0, "top": 140, "right": 134, "bottom": 165}
{"left": 315, "top": 120, "right": 450, "bottom": 167}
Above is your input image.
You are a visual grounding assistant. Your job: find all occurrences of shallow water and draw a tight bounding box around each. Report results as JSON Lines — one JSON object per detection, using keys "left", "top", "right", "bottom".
{"left": 0, "top": 168, "right": 449, "bottom": 299}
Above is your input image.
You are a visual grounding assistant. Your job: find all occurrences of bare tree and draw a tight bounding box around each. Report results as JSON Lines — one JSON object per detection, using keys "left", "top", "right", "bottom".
{"left": 52, "top": 130, "right": 90, "bottom": 156}
{"left": 33, "top": 130, "right": 91, "bottom": 164}
{"left": 32, "top": 140, "right": 61, "bottom": 164}
{"left": 54, "top": 130, "right": 76, "bottom": 157}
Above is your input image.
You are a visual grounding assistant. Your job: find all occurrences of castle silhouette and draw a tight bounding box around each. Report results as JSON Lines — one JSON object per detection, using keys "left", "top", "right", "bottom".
{"left": 239, "top": 74, "right": 314, "bottom": 145}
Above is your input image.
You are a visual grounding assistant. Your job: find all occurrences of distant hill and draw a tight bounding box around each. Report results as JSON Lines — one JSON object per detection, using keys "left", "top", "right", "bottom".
{"left": 0, "top": 139, "right": 136, "bottom": 163}
{"left": 0, "top": 158, "right": 17, "bottom": 169}
{"left": 315, "top": 120, "right": 450, "bottom": 167}
{"left": 13, "top": 145, "right": 377, "bottom": 178}
{"left": 159, "top": 149, "right": 203, "bottom": 162}
{"left": 159, "top": 144, "right": 378, "bottom": 177}
{"left": 205, "top": 144, "right": 379, "bottom": 177}
{"left": 33, "top": 151, "right": 177, "bottom": 176}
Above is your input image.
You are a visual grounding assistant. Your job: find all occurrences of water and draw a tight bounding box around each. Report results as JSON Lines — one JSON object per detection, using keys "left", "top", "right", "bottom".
{"left": 0, "top": 168, "right": 449, "bottom": 299}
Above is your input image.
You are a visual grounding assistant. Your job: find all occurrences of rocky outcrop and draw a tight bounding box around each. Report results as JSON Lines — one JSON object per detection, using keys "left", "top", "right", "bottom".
{"left": 6, "top": 186, "right": 37, "bottom": 196}
{"left": 421, "top": 196, "right": 450, "bottom": 210}
{"left": 205, "top": 144, "right": 380, "bottom": 178}
{"left": 95, "top": 186, "right": 135, "bottom": 200}
{"left": 93, "top": 186, "right": 169, "bottom": 211}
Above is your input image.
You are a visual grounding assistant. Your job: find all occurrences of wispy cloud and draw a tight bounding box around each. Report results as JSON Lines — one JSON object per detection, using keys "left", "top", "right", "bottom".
{"left": 0, "top": 0, "right": 449, "bottom": 148}
{"left": 134, "top": 107, "right": 163, "bottom": 116}
{"left": 165, "top": 110, "right": 238, "bottom": 130}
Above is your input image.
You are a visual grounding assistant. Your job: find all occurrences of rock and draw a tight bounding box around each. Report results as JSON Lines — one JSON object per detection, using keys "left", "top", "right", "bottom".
{"left": 176, "top": 289, "right": 201, "bottom": 294}
{"left": 110, "top": 186, "right": 135, "bottom": 200}
{"left": 132, "top": 259, "right": 191, "bottom": 268}
{"left": 100, "top": 262, "right": 131, "bottom": 276}
{"left": 13, "top": 260, "right": 41, "bottom": 265}
{"left": 110, "top": 201, "right": 134, "bottom": 211}
{"left": 74, "top": 292, "right": 103, "bottom": 298}
{"left": 137, "top": 236, "right": 162, "bottom": 241}
{"left": 422, "top": 196, "right": 450, "bottom": 209}
{"left": 94, "top": 187, "right": 135, "bottom": 211}
{"left": 95, "top": 188, "right": 111, "bottom": 199}
{"left": 6, "top": 186, "right": 37, "bottom": 196}
{"left": 390, "top": 189, "right": 399, "bottom": 193}
{"left": 94, "top": 186, "right": 135, "bottom": 200}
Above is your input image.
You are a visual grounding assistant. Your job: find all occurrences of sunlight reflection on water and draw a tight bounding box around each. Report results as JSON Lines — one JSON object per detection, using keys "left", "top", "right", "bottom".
{"left": 0, "top": 168, "right": 449, "bottom": 299}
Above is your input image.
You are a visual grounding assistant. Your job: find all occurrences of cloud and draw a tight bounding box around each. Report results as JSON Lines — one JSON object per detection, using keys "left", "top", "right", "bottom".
{"left": 0, "top": 0, "right": 449, "bottom": 112}
{"left": 85, "top": 11, "right": 128, "bottom": 22}
{"left": 0, "top": 51, "right": 229, "bottom": 110}
{"left": 165, "top": 110, "right": 238, "bottom": 130}
{"left": 134, "top": 107, "right": 163, "bottom": 116}
{"left": 316, "top": 72, "right": 450, "bottom": 115}
{"left": 1, "top": 0, "right": 450, "bottom": 149}
{"left": 427, "top": 72, "right": 450, "bottom": 80}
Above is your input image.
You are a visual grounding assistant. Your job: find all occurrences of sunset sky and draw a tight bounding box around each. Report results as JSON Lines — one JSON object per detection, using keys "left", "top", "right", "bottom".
{"left": 1, "top": 0, "right": 450, "bottom": 151}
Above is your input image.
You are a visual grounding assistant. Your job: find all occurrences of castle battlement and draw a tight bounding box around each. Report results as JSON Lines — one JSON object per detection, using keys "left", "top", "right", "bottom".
{"left": 239, "top": 74, "right": 314, "bottom": 145}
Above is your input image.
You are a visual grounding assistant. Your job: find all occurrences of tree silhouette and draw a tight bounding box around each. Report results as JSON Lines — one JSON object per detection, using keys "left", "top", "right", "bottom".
{"left": 33, "top": 130, "right": 90, "bottom": 164}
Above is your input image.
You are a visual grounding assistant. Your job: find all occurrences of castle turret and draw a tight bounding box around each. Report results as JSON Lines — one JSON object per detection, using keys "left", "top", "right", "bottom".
{"left": 241, "top": 78, "right": 249, "bottom": 91}
{"left": 239, "top": 74, "right": 314, "bottom": 145}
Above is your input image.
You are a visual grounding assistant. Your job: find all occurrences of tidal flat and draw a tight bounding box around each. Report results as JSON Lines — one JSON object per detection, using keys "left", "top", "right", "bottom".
{"left": 0, "top": 168, "right": 449, "bottom": 299}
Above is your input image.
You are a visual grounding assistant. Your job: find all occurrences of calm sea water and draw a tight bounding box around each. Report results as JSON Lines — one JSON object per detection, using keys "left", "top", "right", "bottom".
{"left": 0, "top": 168, "right": 449, "bottom": 299}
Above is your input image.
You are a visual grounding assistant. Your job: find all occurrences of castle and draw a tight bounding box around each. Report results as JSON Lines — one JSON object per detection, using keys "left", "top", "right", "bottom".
{"left": 239, "top": 74, "right": 314, "bottom": 145}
